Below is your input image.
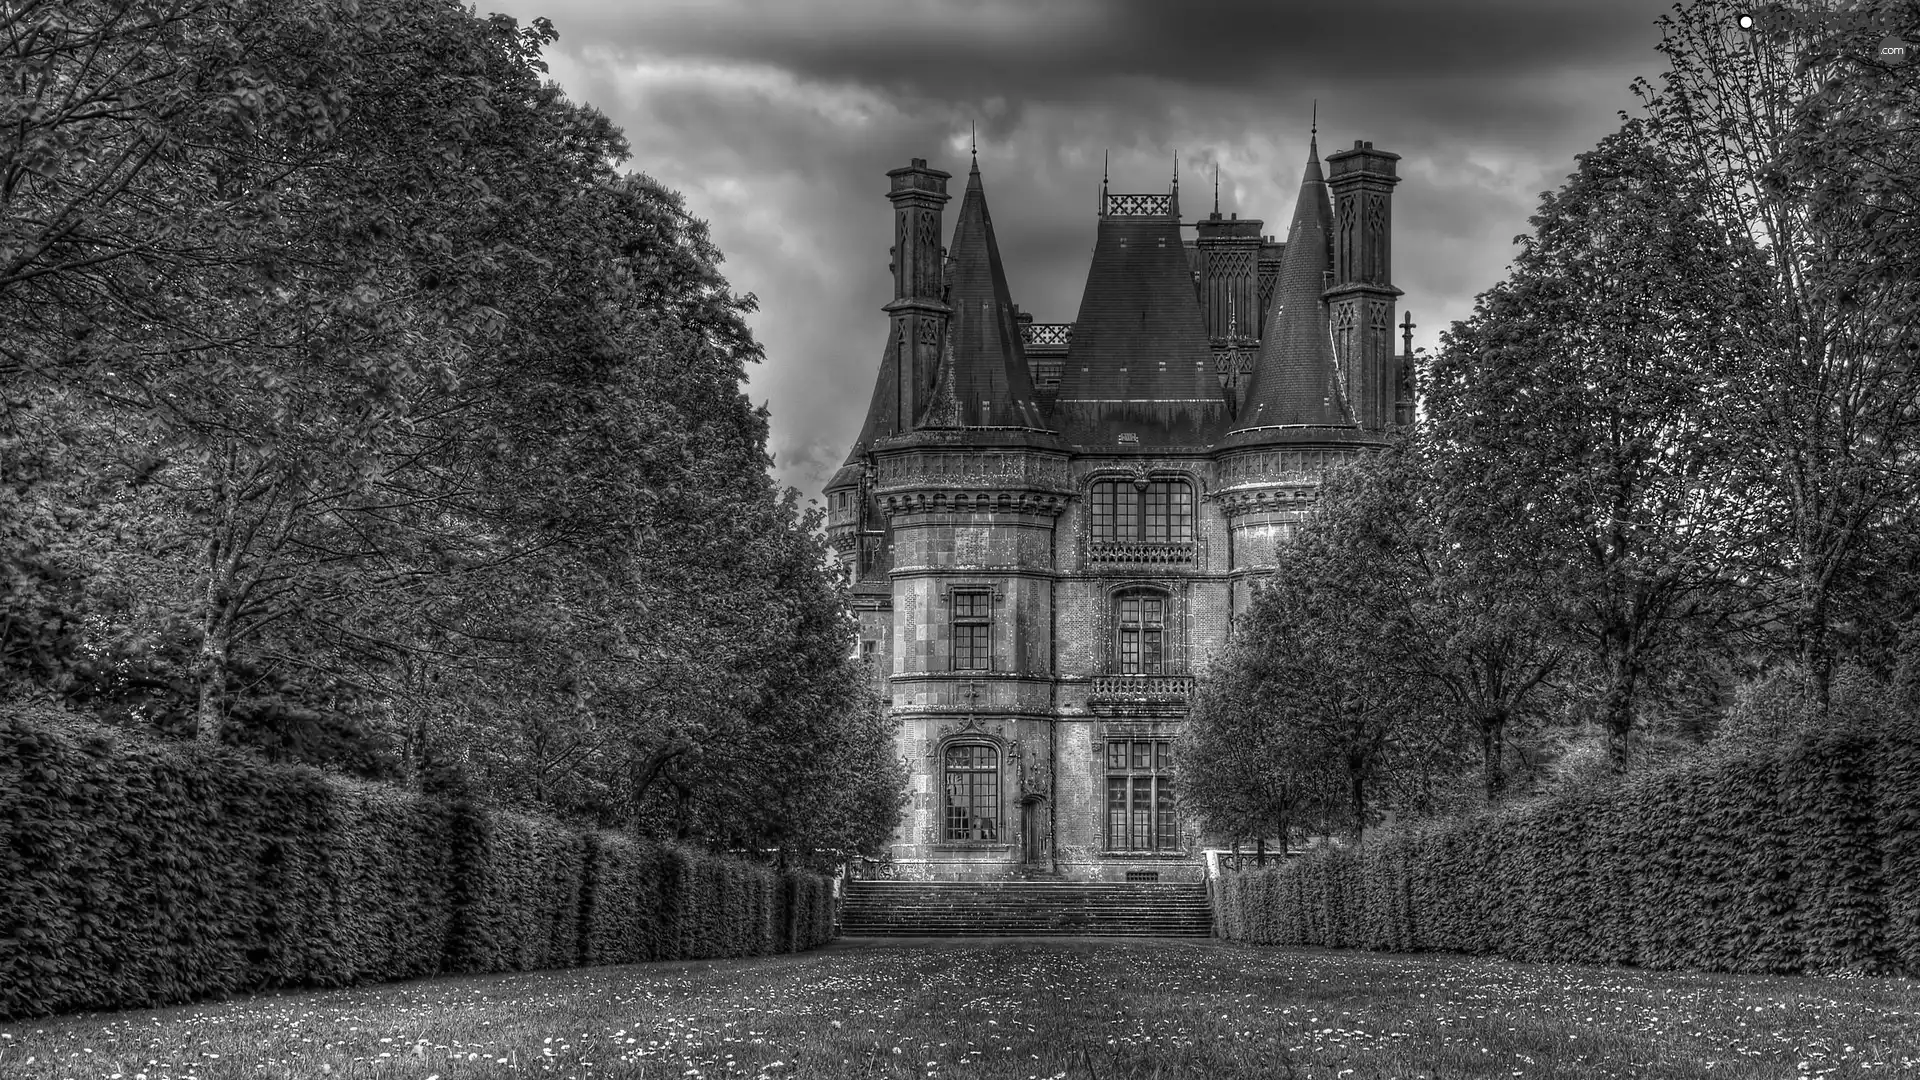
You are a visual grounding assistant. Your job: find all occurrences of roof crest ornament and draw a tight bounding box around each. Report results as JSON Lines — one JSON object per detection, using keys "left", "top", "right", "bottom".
{"left": 971, "top": 121, "right": 978, "bottom": 169}
{"left": 1100, "top": 149, "right": 1109, "bottom": 217}
{"left": 1213, "top": 162, "right": 1220, "bottom": 216}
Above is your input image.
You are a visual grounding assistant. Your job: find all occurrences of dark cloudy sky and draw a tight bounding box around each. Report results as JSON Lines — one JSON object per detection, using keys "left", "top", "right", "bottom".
{"left": 484, "top": 0, "right": 1680, "bottom": 498}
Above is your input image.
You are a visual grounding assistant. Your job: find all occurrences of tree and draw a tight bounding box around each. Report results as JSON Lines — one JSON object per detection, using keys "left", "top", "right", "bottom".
{"left": 1178, "top": 631, "right": 1341, "bottom": 854}
{"left": 1315, "top": 441, "right": 1564, "bottom": 804}
{"left": 2, "top": 0, "right": 905, "bottom": 860}
{"left": 1425, "top": 120, "right": 1766, "bottom": 771}
{"left": 1636, "top": 0, "right": 1920, "bottom": 708}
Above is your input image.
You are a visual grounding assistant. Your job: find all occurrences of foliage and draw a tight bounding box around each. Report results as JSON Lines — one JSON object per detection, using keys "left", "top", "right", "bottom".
{"left": 1634, "top": 0, "right": 1920, "bottom": 706}
{"left": 0, "top": 0, "right": 900, "bottom": 857}
{"left": 1426, "top": 119, "right": 1766, "bottom": 771}
{"left": 1214, "top": 670, "right": 1918, "bottom": 976}
{"left": 0, "top": 705, "right": 838, "bottom": 1021}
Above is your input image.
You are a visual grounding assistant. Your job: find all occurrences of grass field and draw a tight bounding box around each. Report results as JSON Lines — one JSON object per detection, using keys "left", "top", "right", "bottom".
{"left": 2, "top": 937, "right": 1916, "bottom": 1079}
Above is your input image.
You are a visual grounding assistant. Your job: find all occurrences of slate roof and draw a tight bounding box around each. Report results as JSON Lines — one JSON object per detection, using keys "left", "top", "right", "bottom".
{"left": 1049, "top": 193, "right": 1228, "bottom": 446}
{"left": 935, "top": 159, "right": 1054, "bottom": 433}
{"left": 842, "top": 322, "right": 905, "bottom": 470}
{"left": 1228, "top": 136, "right": 1353, "bottom": 436}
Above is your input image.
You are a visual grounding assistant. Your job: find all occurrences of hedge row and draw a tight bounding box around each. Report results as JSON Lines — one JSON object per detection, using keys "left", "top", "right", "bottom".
{"left": 0, "top": 708, "right": 837, "bottom": 1019}
{"left": 1215, "top": 713, "right": 1920, "bottom": 975}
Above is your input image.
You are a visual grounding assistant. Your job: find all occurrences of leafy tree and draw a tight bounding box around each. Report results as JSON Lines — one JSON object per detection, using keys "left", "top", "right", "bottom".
{"left": 1636, "top": 0, "right": 1920, "bottom": 708}
{"left": 1, "top": 0, "right": 905, "bottom": 861}
{"left": 1426, "top": 121, "right": 1766, "bottom": 771}
{"left": 1178, "top": 632, "right": 1342, "bottom": 854}
{"left": 1315, "top": 441, "right": 1564, "bottom": 804}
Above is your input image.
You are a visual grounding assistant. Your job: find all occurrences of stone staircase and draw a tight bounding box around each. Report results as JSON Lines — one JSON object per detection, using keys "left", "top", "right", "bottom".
{"left": 840, "top": 880, "right": 1213, "bottom": 937}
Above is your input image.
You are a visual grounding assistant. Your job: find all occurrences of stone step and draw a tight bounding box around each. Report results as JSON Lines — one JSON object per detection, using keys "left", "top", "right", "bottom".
{"left": 841, "top": 880, "right": 1214, "bottom": 938}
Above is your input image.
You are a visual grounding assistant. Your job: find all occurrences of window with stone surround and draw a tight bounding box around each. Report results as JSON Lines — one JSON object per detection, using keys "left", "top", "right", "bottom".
{"left": 943, "top": 743, "right": 1000, "bottom": 842}
{"left": 1089, "top": 480, "right": 1193, "bottom": 544}
{"left": 1106, "top": 739, "right": 1177, "bottom": 852}
{"left": 950, "top": 589, "right": 991, "bottom": 671}
{"left": 1114, "top": 591, "right": 1166, "bottom": 674}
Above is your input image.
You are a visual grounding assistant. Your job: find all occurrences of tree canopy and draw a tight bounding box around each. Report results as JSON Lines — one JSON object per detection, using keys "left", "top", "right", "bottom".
{"left": 1, "top": 0, "right": 902, "bottom": 862}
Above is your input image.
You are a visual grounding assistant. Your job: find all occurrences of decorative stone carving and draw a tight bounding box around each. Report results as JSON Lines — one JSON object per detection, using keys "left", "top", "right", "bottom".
{"left": 875, "top": 451, "right": 1074, "bottom": 493}
{"left": 1105, "top": 193, "right": 1173, "bottom": 216}
{"left": 879, "top": 491, "right": 1070, "bottom": 517}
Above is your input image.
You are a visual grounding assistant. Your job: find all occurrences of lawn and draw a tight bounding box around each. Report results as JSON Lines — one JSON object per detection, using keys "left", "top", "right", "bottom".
{"left": 2, "top": 937, "right": 1916, "bottom": 1080}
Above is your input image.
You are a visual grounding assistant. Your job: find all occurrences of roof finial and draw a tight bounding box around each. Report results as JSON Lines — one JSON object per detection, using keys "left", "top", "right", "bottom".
{"left": 1212, "top": 162, "right": 1220, "bottom": 215}
{"left": 1310, "top": 99, "right": 1320, "bottom": 160}
{"left": 1172, "top": 148, "right": 1179, "bottom": 196}
{"left": 1100, "top": 149, "right": 1109, "bottom": 216}
{"left": 1401, "top": 310, "right": 1416, "bottom": 355}
{"left": 971, "top": 121, "right": 977, "bottom": 166}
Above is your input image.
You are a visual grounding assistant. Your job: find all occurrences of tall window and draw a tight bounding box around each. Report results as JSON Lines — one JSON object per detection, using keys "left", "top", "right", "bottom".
{"left": 1115, "top": 592, "right": 1166, "bottom": 674}
{"left": 951, "top": 589, "right": 991, "bottom": 671}
{"left": 1090, "top": 480, "right": 1193, "bottom": 543}
{"left": 944, "top": 744, "right": 999, "bottom": 841}
{"left": 1106, "top": 740, "right": 1178, "bottom": 852}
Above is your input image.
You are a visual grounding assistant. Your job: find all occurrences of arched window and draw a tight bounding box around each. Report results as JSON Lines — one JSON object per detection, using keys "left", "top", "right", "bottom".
{"left": 1089, "top": 479, "right": 1193, "bottom": 544}
{"left": 1113, "top": 590, "right": 1167, "bottom": 674}
{"left": 943, "top": 743, "right": 1000, "bottom": 842}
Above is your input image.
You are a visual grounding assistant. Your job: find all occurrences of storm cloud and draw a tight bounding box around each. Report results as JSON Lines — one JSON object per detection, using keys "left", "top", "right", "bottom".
{"left": 480, "top": 0, "right": 1678, "bottom": 496}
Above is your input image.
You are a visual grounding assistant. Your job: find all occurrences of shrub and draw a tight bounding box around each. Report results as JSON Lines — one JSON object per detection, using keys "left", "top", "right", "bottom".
{"left": 1214, "top": 699, "right": 1918, "bottom": 977}
{"left": 0, "top": 706, "right": 837, "bottom": 1020}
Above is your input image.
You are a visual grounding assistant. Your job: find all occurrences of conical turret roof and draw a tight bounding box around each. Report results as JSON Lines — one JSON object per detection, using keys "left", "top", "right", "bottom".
{"left": 940, "top": 158, "right": 1053, "bottom": 431}
{"left": 1229, "top": 136, "right": 1351, "bottom": 435}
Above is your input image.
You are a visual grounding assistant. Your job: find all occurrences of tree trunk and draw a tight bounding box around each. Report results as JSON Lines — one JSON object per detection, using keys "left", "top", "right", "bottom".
{"left": 1350, "top": 769, "right": 1367, "bottom": 846}
{"left": 1480, "top": 712, "right": 1508, "bottom": 804}
{"left": 1799, "top": 580, "right": 1833, "bottom": 716}
{"left": 1602, "top": 641, "right": 1639, "bottom": 774}
{"left": 192, "top": 625, "right": 229, "bottom": 742}
{"left": 194, "top": 442, "right": 240, "bottom": 743}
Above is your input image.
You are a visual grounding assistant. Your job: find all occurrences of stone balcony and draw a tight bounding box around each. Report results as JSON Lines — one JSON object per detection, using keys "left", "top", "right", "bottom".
{"left": 1087, "top": 674, "right": 1194, "bottom": 717}
{"left": 1083, "top": 541, "right": 1196, "bottom": 569}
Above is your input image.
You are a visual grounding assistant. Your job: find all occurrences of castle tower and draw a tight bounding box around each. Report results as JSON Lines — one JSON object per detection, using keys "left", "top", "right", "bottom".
{"left": 838, "top": 155, "right": 1071, "bottom": 879}
{"left": 1324, "top": 141, "right": 1403, "bottom": 430}
{"left": 1214, "top": 134, "right": 1387, "bottom": 604}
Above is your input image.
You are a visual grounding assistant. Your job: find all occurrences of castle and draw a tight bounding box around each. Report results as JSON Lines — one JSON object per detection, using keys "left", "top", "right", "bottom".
{"left": 824, "top": 128, "right": 1414, "bottom": 882}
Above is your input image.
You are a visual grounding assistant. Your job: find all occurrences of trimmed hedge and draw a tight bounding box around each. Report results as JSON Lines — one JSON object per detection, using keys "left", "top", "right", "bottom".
{"left": 1214, "top": 712, "right": 1919, "bottom": 976}
{"left": 0, "top": 708, "right": 837, "bottom": 1020}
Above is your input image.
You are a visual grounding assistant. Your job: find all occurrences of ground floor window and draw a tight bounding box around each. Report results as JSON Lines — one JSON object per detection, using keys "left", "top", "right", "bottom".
{"left": 944, "top": 743, "right": 999, "bottom": 841}
{"left": 1106, "top": 739, "right": 1177, "bottom": 852}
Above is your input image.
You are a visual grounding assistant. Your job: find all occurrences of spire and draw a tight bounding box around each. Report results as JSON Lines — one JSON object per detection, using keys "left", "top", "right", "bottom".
{"left": 1170, "top": 148, "right": 1180, "bottom": 218}
{"left": 1228, "top": 131, "right": 1348, "bottom": 436}
{"left": 940, "top": 156, "right": 1054, "bottom": 433}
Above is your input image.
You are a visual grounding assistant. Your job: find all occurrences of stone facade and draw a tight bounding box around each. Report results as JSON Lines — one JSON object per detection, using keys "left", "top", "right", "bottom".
{"left": 826, "top": 136, "right": 1413, "bottom": 882}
